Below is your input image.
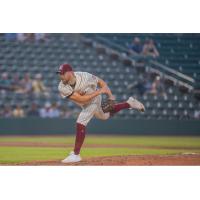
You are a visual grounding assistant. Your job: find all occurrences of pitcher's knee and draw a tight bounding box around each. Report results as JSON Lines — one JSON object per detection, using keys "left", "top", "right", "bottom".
{"left": 100, "top": 113, "right": 110, "bottom": 120}
{"left": 76, "top": 119, "right": 89, "bottom": 127}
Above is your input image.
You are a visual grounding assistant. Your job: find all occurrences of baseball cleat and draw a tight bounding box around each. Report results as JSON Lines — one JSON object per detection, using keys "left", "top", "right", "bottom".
{"left": 61, "top": 151, "right": 82, "bottom": 163}
{"left": 127, "top": 97, "right": 145, "bottom": 112}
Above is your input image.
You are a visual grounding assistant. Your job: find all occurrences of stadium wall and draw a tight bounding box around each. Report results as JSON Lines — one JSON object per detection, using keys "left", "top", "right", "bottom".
{"left": 0, "top": 118, "right": 200, "bottom": 135}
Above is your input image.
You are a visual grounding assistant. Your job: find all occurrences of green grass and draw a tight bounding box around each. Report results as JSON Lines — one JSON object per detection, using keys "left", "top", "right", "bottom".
{"left": 0, "top": 136, "right": 200, "bottom": 164}
{"left": 1, "top": 136, "right": 200, "bottom": 147}
{"left": 0, "top": 146, "right": 200, "bottom": 164}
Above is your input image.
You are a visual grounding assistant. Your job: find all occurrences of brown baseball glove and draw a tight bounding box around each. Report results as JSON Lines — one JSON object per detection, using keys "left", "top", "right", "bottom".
{"left": 101, "top": 99, "right": 116, "bottom": 113}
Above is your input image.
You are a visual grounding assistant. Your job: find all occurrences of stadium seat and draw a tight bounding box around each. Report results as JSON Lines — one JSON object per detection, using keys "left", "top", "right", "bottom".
{"left": 0, "top": 33, "right": 199, "bottom": 120}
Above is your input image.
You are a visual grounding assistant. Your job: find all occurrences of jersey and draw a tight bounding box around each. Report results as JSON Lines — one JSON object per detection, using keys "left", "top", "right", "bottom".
{"left": 58, "top": 71, "right": 110, "bottom": 126}
{"left": 58, "top": 72, "right": 99, "bottom": 106}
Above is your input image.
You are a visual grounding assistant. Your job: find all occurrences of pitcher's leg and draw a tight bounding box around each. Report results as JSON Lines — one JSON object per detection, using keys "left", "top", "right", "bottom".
{"left": 95, "top": 98, "right": 130, "bottom": 119}
{"left": 74, "top": 104, "right": 97, "bottom": 155}
{"left": 95, "top": 96, "right": 145, "bottom": 119}
{"left": 111, "top": 102, "right": 130, "bottom": 115}
{"left": 61, "top": 104, "right": 98, "bottom": 163}
{"left": 74, "top": 123, "right": 86, "bottom": 155}
{"left": 111, "top": 97, "right": 145, "bottom": 116}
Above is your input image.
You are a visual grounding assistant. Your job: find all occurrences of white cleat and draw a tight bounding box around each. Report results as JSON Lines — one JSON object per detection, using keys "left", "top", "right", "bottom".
{"left": 127, "top": 97, "right": 145, "bottom": 112}
{"left": 61, "top": 151, "right": 82, "bottom": 163}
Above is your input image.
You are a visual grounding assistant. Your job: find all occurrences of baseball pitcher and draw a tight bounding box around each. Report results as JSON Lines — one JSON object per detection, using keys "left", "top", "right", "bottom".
{"left": 57, "top": 63, "right": 145, "bottom": 163}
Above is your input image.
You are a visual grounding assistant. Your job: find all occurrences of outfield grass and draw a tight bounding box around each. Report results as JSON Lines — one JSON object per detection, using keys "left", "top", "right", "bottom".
{"left": 0, "top": 136, "right": 200, "bottom": 147}
{"left": 0, "top": 136, "right": 200, "bottom": 164}
{"left": 0, "top": 147, "right": 200, "bottom": 164}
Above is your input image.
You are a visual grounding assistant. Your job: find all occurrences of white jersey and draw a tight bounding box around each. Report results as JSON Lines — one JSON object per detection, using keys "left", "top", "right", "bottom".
{"left": 58, "top": 71, "right": 109, "bottom": 126}
{"left": 58, "top": 72, "right": 99, "bottom": 106}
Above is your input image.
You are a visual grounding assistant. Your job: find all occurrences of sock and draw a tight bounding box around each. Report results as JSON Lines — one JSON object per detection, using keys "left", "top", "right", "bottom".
{"left": 74, "top": 123, "right": 86, "bottom": 155}
{"left": 111, "top": 102, "right": 130, "bottom": 115}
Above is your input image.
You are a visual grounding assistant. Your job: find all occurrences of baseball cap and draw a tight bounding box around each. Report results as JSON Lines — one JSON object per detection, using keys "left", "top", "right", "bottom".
{"left": 56, "top": 63, "right": 73, "bottom": 75}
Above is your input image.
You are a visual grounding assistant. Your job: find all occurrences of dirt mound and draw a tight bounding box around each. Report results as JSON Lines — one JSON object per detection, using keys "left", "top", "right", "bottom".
{"left": 17, "top": 154, "right": 200, "bottom": 166}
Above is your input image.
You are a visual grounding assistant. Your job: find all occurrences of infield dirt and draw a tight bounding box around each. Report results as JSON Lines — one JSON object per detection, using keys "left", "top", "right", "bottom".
{"left": 14, "top": 154, "right": 200, "bottom": 166}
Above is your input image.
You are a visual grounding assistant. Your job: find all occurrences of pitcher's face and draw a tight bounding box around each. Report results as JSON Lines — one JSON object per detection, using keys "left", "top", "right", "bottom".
{"left": 59, "top": 72, "right": 73, "bottom": 84}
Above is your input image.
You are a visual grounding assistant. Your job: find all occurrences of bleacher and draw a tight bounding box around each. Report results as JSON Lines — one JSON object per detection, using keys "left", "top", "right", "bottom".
{"left": 0, "top": 33, "right": 199, "bottom": 120}
{"left": 86, "top": 33, "right": 200, "bottom": 83}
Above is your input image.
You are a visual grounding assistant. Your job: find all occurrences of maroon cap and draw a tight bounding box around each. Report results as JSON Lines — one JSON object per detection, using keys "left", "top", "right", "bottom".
{"left": 56, "top": 64, "right": 73, "bottom": 75}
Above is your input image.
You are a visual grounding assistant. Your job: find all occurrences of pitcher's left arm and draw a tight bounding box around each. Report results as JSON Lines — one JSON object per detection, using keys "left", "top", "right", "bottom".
{"left": 97, "top": 78, "right": 115, "bottom": 100}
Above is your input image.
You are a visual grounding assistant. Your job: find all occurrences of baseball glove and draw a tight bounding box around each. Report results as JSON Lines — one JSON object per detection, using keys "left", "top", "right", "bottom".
{"left": 101, "top": 99, "right": 116, "bottom": 113}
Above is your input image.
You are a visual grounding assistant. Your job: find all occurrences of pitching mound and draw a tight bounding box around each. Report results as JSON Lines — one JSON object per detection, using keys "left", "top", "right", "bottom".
{"left": 18, "top": 154, "right": 200, "bottom": 166}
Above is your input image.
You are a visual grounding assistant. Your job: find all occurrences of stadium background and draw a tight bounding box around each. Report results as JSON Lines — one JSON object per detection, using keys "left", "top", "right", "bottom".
{"left": 0, "top": 33, "right": 200, "bottom": 165}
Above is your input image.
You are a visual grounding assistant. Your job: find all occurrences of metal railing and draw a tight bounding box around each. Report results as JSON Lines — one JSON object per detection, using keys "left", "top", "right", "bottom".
{"left": 90, "top": 35, "right": 195, "bottom": 89}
